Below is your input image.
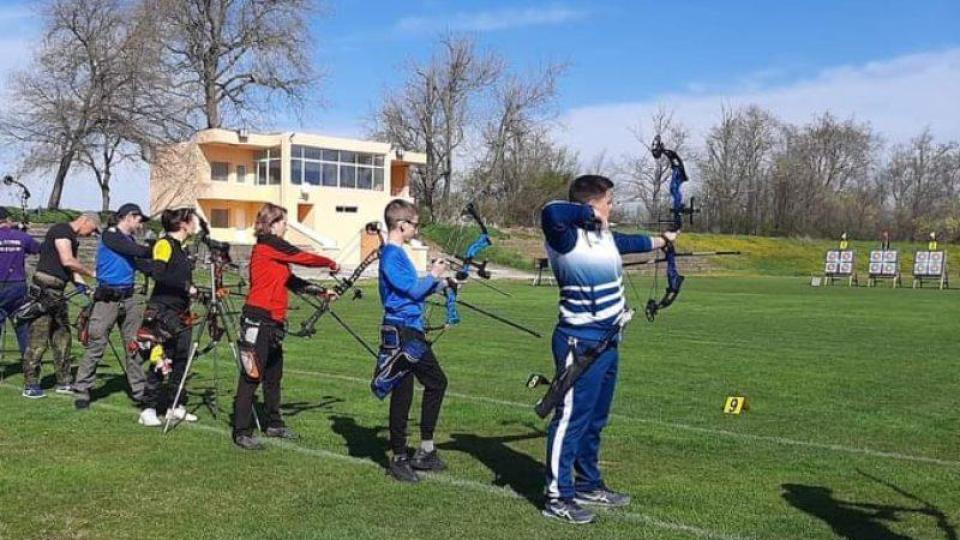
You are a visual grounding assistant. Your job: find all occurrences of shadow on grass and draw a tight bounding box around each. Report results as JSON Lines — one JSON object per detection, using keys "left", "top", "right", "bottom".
{"left": 438, "top": 426, "right": 546, "bottom": 507}
{"left": 782, "top": 482, "right": 957, "bottom": 540}
{"left": 329, "top": 414, "right": 390, "bottom": 468}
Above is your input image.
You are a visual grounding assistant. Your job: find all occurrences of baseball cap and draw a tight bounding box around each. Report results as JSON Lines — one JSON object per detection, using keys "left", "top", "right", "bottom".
{"left": 116, "top": 203, "right": 149, "bottom": 222}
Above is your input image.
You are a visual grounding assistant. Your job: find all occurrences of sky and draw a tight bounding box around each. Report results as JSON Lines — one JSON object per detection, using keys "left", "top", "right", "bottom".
{"left": 1, "top": 0, "right": 959, "bottom": 210}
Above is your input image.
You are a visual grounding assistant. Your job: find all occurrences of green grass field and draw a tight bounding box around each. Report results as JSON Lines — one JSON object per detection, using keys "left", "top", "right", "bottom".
{"left": 1, "top": 277, "right": 958, "bottom": 539}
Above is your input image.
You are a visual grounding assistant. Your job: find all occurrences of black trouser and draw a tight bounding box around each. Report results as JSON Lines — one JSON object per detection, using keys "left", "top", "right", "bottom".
{"left": 389, "top": 329, "right": 447, "bottom": 454}
{"left": 142, "top": 310, "right": 192, "bottom": 413}
{"left": 232, "top": 320, "right": 284, "bottom": 438}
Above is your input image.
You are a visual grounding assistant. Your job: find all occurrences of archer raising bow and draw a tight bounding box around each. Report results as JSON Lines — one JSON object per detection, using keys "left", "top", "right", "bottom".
{"left": 538, "top": 175, "right": 676, "bottom": 524}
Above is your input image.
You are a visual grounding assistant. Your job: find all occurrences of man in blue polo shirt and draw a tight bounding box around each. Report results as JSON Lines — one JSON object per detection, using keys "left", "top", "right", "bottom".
{"left": 0, "top": 207, "right": 40, "bottom": 360}
{"left": 73, "top": 203, "right": 153, "bottom": 410}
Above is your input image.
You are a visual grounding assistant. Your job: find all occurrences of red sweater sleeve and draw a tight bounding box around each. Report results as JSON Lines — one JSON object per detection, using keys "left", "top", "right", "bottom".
{"left": 258, "top": 235, "right": 338, "bottom": 269}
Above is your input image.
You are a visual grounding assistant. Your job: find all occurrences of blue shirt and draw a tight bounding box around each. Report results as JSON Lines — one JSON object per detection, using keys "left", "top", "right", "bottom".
{"left": 378, "top": 243, "right": 438, "bottom": 331}
{"left": 96, "top": 227, "right": 150, "bottom": 288}
{"left": 541, "top": 201, "right": 654, "bottom": 338}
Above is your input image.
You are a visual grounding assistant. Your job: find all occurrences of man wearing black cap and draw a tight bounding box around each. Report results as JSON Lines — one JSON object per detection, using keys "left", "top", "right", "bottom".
{"left": 22, "top": 212, "right": 99, "bottom": 398}
{"left": 74, "top": 204, "right": 153, "bottom": 409}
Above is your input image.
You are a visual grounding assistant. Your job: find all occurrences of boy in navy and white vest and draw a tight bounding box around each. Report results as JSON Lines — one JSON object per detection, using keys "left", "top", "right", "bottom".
{"left": 540, "top": 175, "right": 676, "bottom": 524}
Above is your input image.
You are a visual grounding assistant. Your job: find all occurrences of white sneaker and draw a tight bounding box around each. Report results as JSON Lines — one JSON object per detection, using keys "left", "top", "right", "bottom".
{"left": 138, "top": 408, "right": 162, "bottom": 427}
{"left": 166, "top": 406, "right": 198, "bottom": 423}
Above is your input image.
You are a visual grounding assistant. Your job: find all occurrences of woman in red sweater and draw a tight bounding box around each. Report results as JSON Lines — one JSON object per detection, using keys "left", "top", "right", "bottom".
{"left": 232, "top": 203, "right": 339, "bottom": 450}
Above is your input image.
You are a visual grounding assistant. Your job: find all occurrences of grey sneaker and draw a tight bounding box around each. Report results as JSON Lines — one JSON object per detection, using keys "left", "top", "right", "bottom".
{"left": 233, "top": 435, "right": 265, "bottom": 451}
{"left": 542, "top": 498, "right": 595, "bottom": 524}
{"left": 264, "top": 426, "right": 299, "bottom": 440}
{"left": 388, "top": 454, "right": 419, "bottom": 483}
{"left": 55, "top": 384, "right": 76, "bottom": 395}
{"left": 574, "top": 484, "right": 631, "bottom": 507}
{"left": 410, "top": 449, "right": 446, "bottom": 472}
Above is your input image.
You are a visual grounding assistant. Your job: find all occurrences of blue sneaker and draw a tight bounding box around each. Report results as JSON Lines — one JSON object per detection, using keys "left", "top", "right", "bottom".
{"left": 22, "top": 385, "right": 46, "bottom": 399}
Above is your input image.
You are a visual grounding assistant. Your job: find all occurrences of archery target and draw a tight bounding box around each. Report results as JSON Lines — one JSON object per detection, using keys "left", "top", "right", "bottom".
{"left": 840, "top": 251, "right": 854, "bottom": 263}
{"left": 870, "top": 251, "right": 883, "bottom": 263}
{"left": 869, "top": 262, "right": 882, "bottom": 274}
{"left": 869, "top": 251, "right": 899, "bottom": 276}
{"left": 883, "top": 263, "right": 897, "bottom": 274}
{"left": 913, "top": 251, "right": 946, "bottom": 277}
{"left": 826, "top": 250, "right": 840, "bottom": 263}
{"left": 825, "top": 262, "right": 839, "bottom": 273}
{"left": 883, "top": 251, "right": 898, "bottom": 262}
{"left": 824, "top": 250, "right": 855, "bottom": 276}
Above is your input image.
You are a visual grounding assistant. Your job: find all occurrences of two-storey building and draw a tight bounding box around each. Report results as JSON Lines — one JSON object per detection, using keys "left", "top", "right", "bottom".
{"left": 149, "top": 128, "right": 428, "bottom": 268}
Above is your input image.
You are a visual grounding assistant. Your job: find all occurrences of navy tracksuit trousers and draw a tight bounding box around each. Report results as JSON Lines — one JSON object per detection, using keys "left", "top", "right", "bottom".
{"left": 544, "top": 327, "right": 619, "bottom": 500}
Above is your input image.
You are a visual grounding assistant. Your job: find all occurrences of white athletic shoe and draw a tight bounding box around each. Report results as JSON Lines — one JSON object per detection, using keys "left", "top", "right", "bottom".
{"left": 138, "top": 408, "right": 162, "bottom": 427}
{"left": 166, "top": 406, "right": 198, "bottom": 423}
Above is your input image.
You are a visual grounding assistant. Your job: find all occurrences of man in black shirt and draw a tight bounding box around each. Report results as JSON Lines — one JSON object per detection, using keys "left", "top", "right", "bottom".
{"left": 22, "top": 212, "right": 99, "bottom": 399}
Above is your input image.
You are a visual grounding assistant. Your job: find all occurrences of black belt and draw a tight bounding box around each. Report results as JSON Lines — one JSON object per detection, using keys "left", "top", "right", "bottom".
{"left": 94, "top": 286, "right": 135, "bottom": 302}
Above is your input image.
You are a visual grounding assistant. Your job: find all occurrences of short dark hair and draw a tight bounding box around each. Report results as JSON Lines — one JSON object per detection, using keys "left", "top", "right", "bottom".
{"left": 568, "top": 175, "right": 614, "bottom": 204}
{"left": 384, "top": 199, "right": 418, "bottom": 231}
{"left": 161, "top": 208, "right": 196, "bottom": 233}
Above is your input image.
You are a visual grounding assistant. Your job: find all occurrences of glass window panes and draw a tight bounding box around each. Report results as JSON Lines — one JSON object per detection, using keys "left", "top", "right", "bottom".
{"left": 374, "top": 155, "right": 384, "bottom": 166}
{"left": 290, "top": 160, "right": 302, "bottom": 185}
{"left": 305, "top": 161, "right": 322, "bottom": 185}
{"left": 340, "top": 165, "right": 356, "bottom": 188}
{"left": 357, "top": 167, "right": 373, "bottom": 189}
{"left": 358, "top": 153, "right": 373, "bottom": 165}
{"left": 236, "top": 165, "right": 246, "bottom": 183}
{"left": 322, "top": 163, "right": 338, "bottom": 187}
{"left": 269, "top": 160, "right": 281, "bottom": 185}
{"left": 373, "top": 168, "right": 384, "bottom": 190}
{"left": 340, "top": 151, "right": 357, "bottom": 164}
{"left": 304, "top": 147, "right": 323, "bottom": 160}
{"left": 211, "top": 162, "right": 229, "bottom": 181}
{"left": 257, "top": 162, "right": 268, "bottom": 185}
{"left": 291, "top": 145, "right": 304, "bottom": 159}
{"left": 322, "top": 149, "right": 339, "bottom": 162}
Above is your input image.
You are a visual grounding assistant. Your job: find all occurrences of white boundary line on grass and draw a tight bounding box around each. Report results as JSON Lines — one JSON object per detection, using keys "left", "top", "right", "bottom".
{"left": 0, "top": 384, "right": 749, "bottom": 540}
{"left": 286, "top": 368, "right": 960, "bottom": 468}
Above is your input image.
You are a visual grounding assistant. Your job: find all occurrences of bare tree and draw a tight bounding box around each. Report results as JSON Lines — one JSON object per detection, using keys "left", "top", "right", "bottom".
{"left": 150, "top": 0, "right": 318, "bottom": 130}
{"left": 698, "top": 106, "right": 780, "bottom": 234}
{"left": 0, "top": 0, "right": 189, "bottom": 209}
{"left": 373, "top": 35, "right": 502, "bottom": 220}
{"left": 771, "top": 113, "right": 877, "bottom": 236}
{"left": 617, "top": 108, "right": 690, "bottom": 224}
{"left": 883, "top": 129, "right": 960, "bottom": 239}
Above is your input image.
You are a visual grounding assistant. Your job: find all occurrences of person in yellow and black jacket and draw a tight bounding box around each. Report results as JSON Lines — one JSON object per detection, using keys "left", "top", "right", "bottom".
{"left": 135, "top": 208, "right": 200, "bottom": 427}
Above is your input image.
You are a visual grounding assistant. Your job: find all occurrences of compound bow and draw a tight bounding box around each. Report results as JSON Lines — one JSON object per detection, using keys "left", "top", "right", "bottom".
{"left": 639, "top": 136, "right": 742, "bottom": 321}
{"left": 424, "top": 203, "right": 540, "bottom": 339}
{"left": 3, "top": 175, "right": 30, "bottom": 231}
{"left": 289, "top": 221, "right": 382, "bottom": 341}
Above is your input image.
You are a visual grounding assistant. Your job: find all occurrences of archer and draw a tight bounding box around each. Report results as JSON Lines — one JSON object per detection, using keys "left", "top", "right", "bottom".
{"left": 231, "top": 203, "right": 340, "bottom": 451}
{"left": 371, "top": 199, "right": 450, "bottom": 482}
{"left": 538, "top": 175, "right": 676, "bottom": 524}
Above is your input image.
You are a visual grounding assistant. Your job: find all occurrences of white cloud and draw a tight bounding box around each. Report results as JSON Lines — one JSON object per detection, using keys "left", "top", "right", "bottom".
{"left": 395, "top": 4, "right": 586, "bottom": 34}
{"left": 556, "top": 48, "right": 960, "bottom": 162}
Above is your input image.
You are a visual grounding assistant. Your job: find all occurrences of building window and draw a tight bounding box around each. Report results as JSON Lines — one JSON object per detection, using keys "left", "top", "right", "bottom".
{"left": 289, "top": 145, "right": 385, "bottom": 191}
{"left": 211, "top": 208, "right": 230, "bottom": 228}
{"left": 236, "top": 165, "right": 246, "bottom": 183}
{"left": 335, "top": 206, "right": 358, "bottom": 213}
{"left": 255, "top": 148, "right": 282, "bottom": 185}
{"left": 211, "top": 162, "right": 229, "bottom": 182}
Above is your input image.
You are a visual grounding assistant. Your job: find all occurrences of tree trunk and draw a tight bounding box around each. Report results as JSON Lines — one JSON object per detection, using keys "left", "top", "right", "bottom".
{"left": 205, "top": 79, "right": 220, "bottom": 129}
{"left": 47, "top": 153, "right": 75, "bottom": 209}
{"left": 99, "top": 171, "right": 111, "bottom": 213}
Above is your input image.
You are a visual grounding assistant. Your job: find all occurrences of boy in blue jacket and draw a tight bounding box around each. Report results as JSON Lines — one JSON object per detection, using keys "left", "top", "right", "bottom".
{"left": 375, "top": 199, "right": 449, "bottom": 483}
{"left": 540, "top": 175, "right": 676, "bottom": 524}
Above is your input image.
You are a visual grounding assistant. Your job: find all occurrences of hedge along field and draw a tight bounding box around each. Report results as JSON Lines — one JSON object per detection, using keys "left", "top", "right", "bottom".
{"left": 1, "top": 276, "right": 958, "bottom": 539}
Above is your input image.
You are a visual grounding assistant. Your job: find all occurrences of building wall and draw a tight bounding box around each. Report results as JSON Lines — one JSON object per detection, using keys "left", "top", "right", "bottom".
{"left": 150, "top": 129, "right": 428, "bottom": 270}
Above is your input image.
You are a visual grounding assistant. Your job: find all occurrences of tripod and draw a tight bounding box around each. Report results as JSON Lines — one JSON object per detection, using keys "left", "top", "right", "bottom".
{"left": 163, "top": 254, "right": 260, "bottom": 435}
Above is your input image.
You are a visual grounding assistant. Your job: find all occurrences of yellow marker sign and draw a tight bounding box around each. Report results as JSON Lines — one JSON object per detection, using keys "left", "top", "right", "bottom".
{"left": 723, "top": 396, "right": 748, "bottom": 414}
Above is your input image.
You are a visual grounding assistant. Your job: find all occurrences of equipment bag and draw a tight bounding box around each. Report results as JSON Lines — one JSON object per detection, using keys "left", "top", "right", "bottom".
{"left": 76, "top": 303, "right": 94, "bottom": 346}
{"left": 237, "top": 316, "right": 264, "bottom": 381}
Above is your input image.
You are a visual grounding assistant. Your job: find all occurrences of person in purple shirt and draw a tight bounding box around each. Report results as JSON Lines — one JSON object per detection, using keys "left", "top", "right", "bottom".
{"left": 0, "top": 207, "right": 41, "bottom": 358}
